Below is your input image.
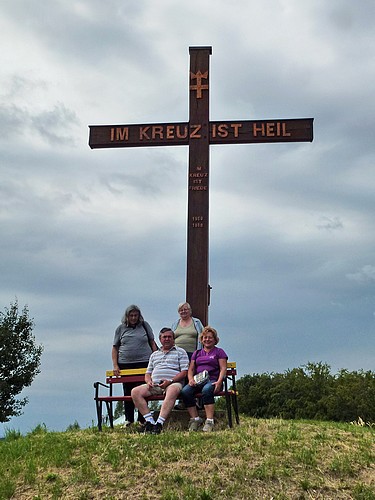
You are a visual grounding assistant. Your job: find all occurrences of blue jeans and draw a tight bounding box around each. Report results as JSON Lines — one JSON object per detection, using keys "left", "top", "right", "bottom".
{"left": 181, "top": 380, "right": 215, "bottom": 407}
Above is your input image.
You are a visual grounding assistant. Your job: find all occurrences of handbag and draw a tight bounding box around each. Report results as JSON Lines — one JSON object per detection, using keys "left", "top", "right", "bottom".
{"left": 193, "top": 370, "right": 209, "bottom": 385}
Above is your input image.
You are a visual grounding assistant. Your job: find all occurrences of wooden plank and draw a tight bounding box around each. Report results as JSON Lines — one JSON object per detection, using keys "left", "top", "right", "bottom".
{"left": 105, "top": 362, "right": 236, "bottom": 377}
{"left": 186, "top": 47, "right": 211, "bottom": 326}
{"left": 106, "top": 367, "right": 147, "bottom": 377}
{"left": 89, "top": 122, "right": 190, "bottom": 149}
{"left": 209, "top": 118, "right": 313, "bottom": 144}
{"left": 89, "top": 118, "right": 313, "bottom": 149}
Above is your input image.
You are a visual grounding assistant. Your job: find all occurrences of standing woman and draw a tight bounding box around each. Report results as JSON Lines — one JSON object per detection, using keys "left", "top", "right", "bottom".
{"left": 112, "top": 304, "right": 158, "bottom": 425}
{"left": 171, "top": 302, "right": 204, "bottom": 360}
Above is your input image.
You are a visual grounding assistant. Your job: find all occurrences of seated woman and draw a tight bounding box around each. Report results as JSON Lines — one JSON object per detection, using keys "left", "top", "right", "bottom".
{"left": 181, "top": 326, "right": 227, "bottom": 432}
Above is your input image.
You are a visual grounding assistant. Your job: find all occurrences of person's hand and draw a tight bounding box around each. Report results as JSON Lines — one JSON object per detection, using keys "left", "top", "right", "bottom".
{"left": 188, "top": 379, "right": 197, "bottom": 387}
{"left": 158, "top": 380, "right": 170, "bottom": 390}
{"left": 113, "top": 367, "right": 120, "bottom": 377}
{"left": 213, "top": 381, "right": 222, "bottom": 394}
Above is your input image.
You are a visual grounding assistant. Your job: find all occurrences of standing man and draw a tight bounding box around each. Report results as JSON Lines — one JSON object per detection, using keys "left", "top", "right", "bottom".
{"left": 131, "top": 328, "right": 189, "bottom": 434}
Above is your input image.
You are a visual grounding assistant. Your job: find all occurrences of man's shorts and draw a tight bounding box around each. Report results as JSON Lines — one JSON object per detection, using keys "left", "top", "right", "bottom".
{"left": 147, "top": 382, "right": 183, "bottom": 396}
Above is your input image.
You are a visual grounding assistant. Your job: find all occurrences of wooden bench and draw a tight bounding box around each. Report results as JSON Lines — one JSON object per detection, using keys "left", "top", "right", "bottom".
{"left": 93, "top": 361, "right": 240, "bottom": 431}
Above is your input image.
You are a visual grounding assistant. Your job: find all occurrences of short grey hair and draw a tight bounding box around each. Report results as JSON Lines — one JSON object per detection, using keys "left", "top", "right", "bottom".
{"left": 177, "top": 302, "right": 192, "bottom": 313}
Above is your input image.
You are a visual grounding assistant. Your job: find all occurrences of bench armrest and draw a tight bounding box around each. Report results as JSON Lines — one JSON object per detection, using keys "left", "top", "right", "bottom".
{"left": 94, "top": 381, "right": 110, "bottom": 399}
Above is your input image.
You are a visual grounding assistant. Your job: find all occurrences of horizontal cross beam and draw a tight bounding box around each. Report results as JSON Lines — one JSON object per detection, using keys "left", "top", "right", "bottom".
{"left": 89, "top": 118, "right": 313, "bottom": 149}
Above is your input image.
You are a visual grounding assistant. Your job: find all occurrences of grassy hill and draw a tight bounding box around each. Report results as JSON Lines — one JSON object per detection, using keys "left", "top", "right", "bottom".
{"left": 0, "top": 416, "right": 374, "bottom": 499}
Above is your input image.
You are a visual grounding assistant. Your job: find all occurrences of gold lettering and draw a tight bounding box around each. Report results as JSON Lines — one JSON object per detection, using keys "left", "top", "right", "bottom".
{"left": 166, "top": 125, "right": 175, "bottom": 139}
{"left": 253, "top": 121, "right": 291, "bottom": 138}
{"left": 139, "top": 126, "right": 150, "bottom": 140}
{"left": 266, "top": 123, "right": 275, "bottom": 137}
{"left": 212, "top": 123, "right": 242, "bottom": 138}
{"left": 282, "top": 122, "right": 291, "bottom": 137}
{"left": 176, "top": 125, "right": 188, "bottom": 139}
{"left": 152, "top": 126, "right": 164, "bottom": 139}
{"left": 252, "top": 122, "right": 265, "bottom": 137}
{"left": 190, "top": 124, "right": 202, "bottom": 139}
{"left": 231, "top": 123, "right": 242, "bottom": 137}
{"left": 189, "top": 185, "right": 207, "bottom": 191}
{"left": 110, "top": 127, "right": 128, "bottom": 141}
{"left": 217, "top": 124, "right": 229, "bottom": 138}
{"left": 189, "top": 172, "right": 208, "bottom": 178}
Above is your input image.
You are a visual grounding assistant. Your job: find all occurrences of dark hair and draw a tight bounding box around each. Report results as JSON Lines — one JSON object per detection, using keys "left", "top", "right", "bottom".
{"left": 159, "top": 327, "right": 175, "bottom": 338}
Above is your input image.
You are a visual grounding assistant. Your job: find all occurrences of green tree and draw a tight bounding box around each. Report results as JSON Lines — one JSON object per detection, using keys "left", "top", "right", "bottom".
{"left": 324, "top": 369, "right": 375, "bottom": 422}
{"left": 268, "top": 362, "right": 333, "bottom": 420}
{"left": 237, "top": 362, "right": 375, "bottom": 422}
{"left": 0, "top": 301, "right": 43, "bottom": 422}
{"left": 237, "top": 372, "right": 279, "bottom": 417}
{"left": 114, "top": 401, "right": 124, "bottom": 420}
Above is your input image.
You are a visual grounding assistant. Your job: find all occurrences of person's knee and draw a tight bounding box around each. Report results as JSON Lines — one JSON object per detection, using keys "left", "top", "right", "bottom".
{"left": 165, "top": 387, "right": 180, "bottom": 401}
{"left": 181, "top": 387, "right": 190, "bottom": 397}
{"left": 130, "top": 388, "right": 138, "bottom": 400}
{"left": 131, "top": 384, "right": 147, "bottom": 398}
{"left": 202, "top": 384, "right": 213, "bottom": 397}
{"left": 166, "top": 388, "right": 180, "bottom": 399}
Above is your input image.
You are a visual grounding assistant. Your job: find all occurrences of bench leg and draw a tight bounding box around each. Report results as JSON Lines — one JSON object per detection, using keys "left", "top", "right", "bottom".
{"left": 231, "top": 378, "right": 240, "bottom": 425}
{"left": 225, "top": 391, "right": 233, "bottom": 428}
{"left": 232, "top": 393, "right": 240, "bottom": 425}
{"left": 96, "top": 400, "right": 103, "bottom": 431}
{"left": 106, "top": 401, "right": 114, "bottom": 429}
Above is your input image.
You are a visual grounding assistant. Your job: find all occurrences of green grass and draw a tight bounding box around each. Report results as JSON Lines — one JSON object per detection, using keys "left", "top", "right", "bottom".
{"left": 0, "top": 417, "right": 374, "bottom": 499}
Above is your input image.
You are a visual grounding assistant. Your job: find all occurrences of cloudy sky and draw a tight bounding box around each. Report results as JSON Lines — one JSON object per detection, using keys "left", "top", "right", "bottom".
{"left": 1, "top": 1, "right": 375, "bottom": 435}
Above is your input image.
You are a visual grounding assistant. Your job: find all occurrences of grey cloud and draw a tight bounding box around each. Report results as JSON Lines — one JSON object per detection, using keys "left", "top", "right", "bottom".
{"left": 31, "top": 103, "right": 80, "bottom": 146}
{"left": 316, "top": 216, "right": 343, "bottom": 231}
{"left": 346, "top": 265, "right": 375, "bottom": 283}
{"left": 0, "top": 103, "right": 27, "bottom": 138}
{"left": 0, "top": 101, "right": 79, "bottom": 146}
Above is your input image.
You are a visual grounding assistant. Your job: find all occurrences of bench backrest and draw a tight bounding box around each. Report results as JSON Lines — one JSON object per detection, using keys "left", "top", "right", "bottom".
{"left": 105, "top": 361, "right": 237, "bottom": 385}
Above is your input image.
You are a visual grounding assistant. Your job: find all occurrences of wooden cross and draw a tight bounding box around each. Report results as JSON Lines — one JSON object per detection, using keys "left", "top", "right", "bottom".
{"left": 89, "top": 46, "right": 313, "bottom": 326}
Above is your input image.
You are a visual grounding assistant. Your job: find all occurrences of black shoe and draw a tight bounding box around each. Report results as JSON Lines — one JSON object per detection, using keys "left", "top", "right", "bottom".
{"left": 143, "top": 421, "right": 154, "bottom": 434}
{"left": 152, "top": 423, "right": 163, "bottom": 434}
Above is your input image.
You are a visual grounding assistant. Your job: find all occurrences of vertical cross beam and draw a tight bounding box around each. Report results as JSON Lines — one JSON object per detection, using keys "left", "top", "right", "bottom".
{"left": 88, "top": 46, "right": 313, "bottom": 328}
{"left": 187, "top": 47, "right": 212, "bottom": 326}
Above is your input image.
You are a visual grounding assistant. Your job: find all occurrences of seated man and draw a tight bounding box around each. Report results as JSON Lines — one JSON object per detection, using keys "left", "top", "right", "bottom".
{"left": 131, "top": 327, "right": 189, "bottom": 434}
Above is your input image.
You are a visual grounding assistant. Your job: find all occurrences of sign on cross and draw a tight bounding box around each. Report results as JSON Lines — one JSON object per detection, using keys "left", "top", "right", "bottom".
{"left": 89, "top": 46, "right": 313, "bottom": 326}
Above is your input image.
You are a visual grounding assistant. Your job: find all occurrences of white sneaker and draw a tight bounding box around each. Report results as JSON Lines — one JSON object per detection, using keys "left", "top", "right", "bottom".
{"left": 188, "top": 417, "right": 203, "bottom": 431}
{"left": 202, "top": 419, "right": 214, "bottom": 432}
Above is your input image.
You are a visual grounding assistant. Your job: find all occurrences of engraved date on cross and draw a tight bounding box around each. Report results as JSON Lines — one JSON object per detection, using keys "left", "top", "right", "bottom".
{"left": 191, "top": 215, "right": 204, "bottom": 228}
